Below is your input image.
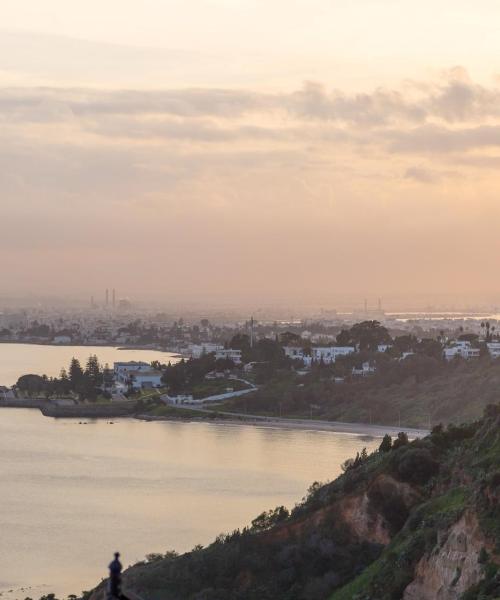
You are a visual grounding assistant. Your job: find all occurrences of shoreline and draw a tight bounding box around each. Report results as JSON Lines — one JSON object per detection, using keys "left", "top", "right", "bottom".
{"left": 0, "top": 402, "right": 429, "bottom": 438}
{"left": 0, "top": 340, "right": 180, "bottom": 353}
{"left": 136, "top": 412, "right": 429, "bottom": 438}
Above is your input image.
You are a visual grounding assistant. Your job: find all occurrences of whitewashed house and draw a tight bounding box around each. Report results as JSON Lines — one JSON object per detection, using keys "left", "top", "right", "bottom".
{"left": 114, "top": 361, "right": 152, "bottom": 383}
{"left": 188, "top": 343, "right": 224, "bottom": 358}
{"left": 443, "top": 341, "right": 480, "bottom": 360}
{"left": 127, "top": 369, "right": 163, "bottom": 390}
{"left": 487, "top": 342, "right": 500, "bottom": 359}
{"left": 312, "top": 346, "right": 356, "bottom": 364}
{"left": 215, "top": 349, "right": 242, "bottom": 364}
{"left": 352, "top": 362, "right": 376, "bottom": 376}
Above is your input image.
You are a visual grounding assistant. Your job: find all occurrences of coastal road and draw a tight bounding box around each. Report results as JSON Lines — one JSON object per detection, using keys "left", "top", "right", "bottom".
{"left": 168, "top": 404, "right": 429, "bottom": 438}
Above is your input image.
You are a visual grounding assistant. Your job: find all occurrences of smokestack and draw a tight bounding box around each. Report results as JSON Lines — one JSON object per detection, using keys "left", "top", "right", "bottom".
{"left": 105, "top": 289, "right": 109, "bottom": 306}
{"left": 112, "top": 288, "right": 116, "bottom": 308}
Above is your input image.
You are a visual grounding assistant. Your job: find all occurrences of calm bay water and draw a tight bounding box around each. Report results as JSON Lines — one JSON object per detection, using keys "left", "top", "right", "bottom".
{"left": 0, "top": 344, "right": 379, "bottom": 598}
{"left": 0, "top": 343, "right": 181, "bottom": 386}
{"left": 0, "top": 409, "right": 379, "bottom": 598}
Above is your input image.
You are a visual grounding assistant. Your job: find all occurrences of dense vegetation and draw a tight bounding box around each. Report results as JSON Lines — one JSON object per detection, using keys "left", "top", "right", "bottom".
{"left": 87, "top": 405, "right": 500, "bottom": 600}
{"left": 16, "top": 356, "right": 113, "bottom": 401}
{"left": 150, "top": 321, "right": 500, "bottom": 427}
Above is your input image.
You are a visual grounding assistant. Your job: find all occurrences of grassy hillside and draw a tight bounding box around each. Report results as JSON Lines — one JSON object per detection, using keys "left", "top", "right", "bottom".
{"left": 331, "top": 358, "right": 500, "bottom": 428}
{"left": 224, "top": 357, "right": 500, "bottom": 429}
{"left": 88, "top": 404, "right": 500, "bottom": 600}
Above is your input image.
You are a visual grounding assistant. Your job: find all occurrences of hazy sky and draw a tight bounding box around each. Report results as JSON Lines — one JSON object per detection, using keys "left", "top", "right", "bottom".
{"left": 2, "top": 1, "right": 500, "bottom": 307}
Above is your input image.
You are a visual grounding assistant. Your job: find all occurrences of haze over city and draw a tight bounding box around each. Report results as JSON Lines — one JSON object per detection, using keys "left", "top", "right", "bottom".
{"left": 3, "top": 3, "right": 500, "bottom": 600}
{"left": 2, "top": 0, "right": 500, "bottom": 307}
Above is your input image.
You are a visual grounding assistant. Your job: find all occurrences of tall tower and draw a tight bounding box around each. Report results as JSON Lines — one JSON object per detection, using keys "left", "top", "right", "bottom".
{"left": 105, "top": 289, "right": 109, "bottom": 306}
{"left": 250, "top": 316, "right": 254, "bottom": 348}
{"left": 112, "top": 288, "right": 116, "bottom": 308}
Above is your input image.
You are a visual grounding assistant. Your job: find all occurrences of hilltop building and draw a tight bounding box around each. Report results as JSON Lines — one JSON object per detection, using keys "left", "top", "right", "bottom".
{"left": 311, "top": 346, "right": 356, "bottom": 364}
{"left": 444, "top": 341, "right": 480, "bottom": 360}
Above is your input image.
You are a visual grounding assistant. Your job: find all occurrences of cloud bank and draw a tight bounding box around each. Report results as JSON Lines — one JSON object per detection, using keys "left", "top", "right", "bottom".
{"left": 2, "top": 69, "right": 500, "bottom": 303}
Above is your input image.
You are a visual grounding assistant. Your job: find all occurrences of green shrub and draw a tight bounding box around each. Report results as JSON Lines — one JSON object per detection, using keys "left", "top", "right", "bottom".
{"left": 396, "top": 448, "right": 439, "bottom": 485}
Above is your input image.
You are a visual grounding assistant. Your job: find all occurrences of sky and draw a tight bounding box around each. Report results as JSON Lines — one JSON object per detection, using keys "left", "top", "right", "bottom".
{"left": 2, "top": 1, "right": 500, "bottom": 309}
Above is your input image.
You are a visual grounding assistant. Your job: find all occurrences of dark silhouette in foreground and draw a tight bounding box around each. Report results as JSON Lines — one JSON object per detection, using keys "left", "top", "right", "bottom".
{"left": 108, "top": 552, "right": 128, "bottom": 600}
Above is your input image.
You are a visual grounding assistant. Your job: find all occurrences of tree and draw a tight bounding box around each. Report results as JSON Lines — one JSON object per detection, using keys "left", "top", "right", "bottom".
{"left": 162, "top": 359, "right": 188, "bottom": 393}
{"left": 348, "top": 321, "right": 392, "bottom": 351}
{"left": 57, "top": 368, "right": 72, "bottom": 395}
{"left": 416, "top": 338, "right": 443, "bottom": 360}
{"left": 392, "top": 431, "right": 409, "bottom": 449}
{"left": 480, "top": 321, "right": 492, "bottom": 342}
{"left": 251, "top": 506, "right": 289, "bottom": 531}
{"left": 229, "top": 333, "right": 251, "bottom": 351}
{"left": 69, "top": 358, "right": 84, "bottom": 388}
{"left": 254, "top": 339, "right": 285, "bottom": 364}
{"left": 397, "top": 448, "right": 439, "bottom": 484}
{"left": 394, "top": 335, "right": 417, "bottom": 354}
{"left": 103, "top": 363, "right": 114, "bottom": 388}
{"left": 336, "top": 329, "right": 352, "bottom": 346}
{"left": 16, "top": 374, "right": 46, "bottom": 395}
{"left": 379, "top": 434, "right": 392, "bottom": 453}
{"left": 280, "top": 331, "right": 302, "bottom": 346}
{"left": 85, "top": 354, "right": 102, "bottom": 385}
{"left": 458, "top": 333, "right": 479, "bottom": 343}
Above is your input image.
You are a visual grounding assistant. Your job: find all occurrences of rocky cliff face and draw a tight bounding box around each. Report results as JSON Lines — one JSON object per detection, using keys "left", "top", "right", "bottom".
{"left": 403, "top": 511, "right": 487, "bottom": 600}
{"left": 338, "top": 473, "right": 422, "bottom": 545}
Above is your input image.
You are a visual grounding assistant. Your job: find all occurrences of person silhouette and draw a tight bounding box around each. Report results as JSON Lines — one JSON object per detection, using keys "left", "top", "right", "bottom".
{"left": 108, "top": 552, "right": 123, "bottom": 599}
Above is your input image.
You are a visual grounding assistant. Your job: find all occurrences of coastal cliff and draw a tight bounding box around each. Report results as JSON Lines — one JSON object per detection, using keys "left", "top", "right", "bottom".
{"left": 87, "top": 405, "right": 500, "bottom": 600}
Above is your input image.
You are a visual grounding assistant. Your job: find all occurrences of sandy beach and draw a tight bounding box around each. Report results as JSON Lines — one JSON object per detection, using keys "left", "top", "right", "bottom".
{"left": 138, "top": 407, "right": 429, "bottom": 439}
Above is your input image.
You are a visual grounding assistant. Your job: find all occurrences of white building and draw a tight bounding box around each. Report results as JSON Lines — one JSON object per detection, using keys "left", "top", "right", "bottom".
{"left": 444, "top": 341, "right": 480, "bottom": 360}
{"left": 311, "top": 346, "right": 356, "bottom": 364}
{"left": 215, "top": 349, "right": 242, "bottom": 364}
{"left": 114, "top": 361, "right": 152, "bottom": 383}
{"left": 283, "top": 346, "right": 306, "bottom": 360}
{"left": 0, "top": 386, "right": 15, "bottom": 400}
{"left": 128, "top": 370, "right": 163, "bottom": 390}
{"left": 487, "top": 342, "right": 500, "bottom": 359}
{"left": 163, "top": 393, "right": 196, "bottom": 405}
{"left": 377, "top": 344, "right": 392, "bottom": 353}
{"left": 188, "top": 343, "right": 224, "bottom": 359}
{"left": 352, "top": 362, "right": 376, "bottom": 376}
{"left": 310, "top": 333, "right": 337, "bottom": 344}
